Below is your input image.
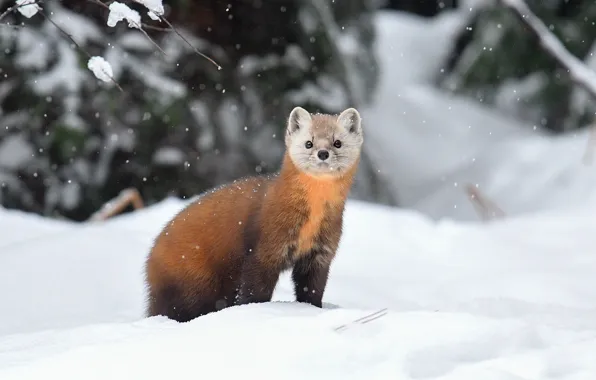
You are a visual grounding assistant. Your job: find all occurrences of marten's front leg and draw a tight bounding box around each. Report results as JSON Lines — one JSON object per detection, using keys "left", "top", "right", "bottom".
{"left": 236, "top": 252, "right": 280, "bottom": 306}
{"left": 292, "top": 251, "right": 332, "bottom": 308}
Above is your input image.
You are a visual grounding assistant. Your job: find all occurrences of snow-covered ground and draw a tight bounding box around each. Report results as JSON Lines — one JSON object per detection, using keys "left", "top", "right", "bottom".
{"left": 3, "top": 6, "right": 596, "bottom": 380}
{"left": 363, "top": 10, "right": 596, "bottom": 221}
{"left": 2, "top": 196, "right": 596, "bottom": 379}
{"left": 2, "top": 197, "right": 596, "bottom": 379}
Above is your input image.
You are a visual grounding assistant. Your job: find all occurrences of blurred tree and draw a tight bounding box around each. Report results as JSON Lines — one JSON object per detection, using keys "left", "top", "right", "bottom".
{"left": 437, "top": 0, "right": 596, "bottom": 133}
{"left": 0, "top": 0, "right": 386, "bottom": 221}
{"left": 381, "top": 0, "right": 458, "bottom": 17}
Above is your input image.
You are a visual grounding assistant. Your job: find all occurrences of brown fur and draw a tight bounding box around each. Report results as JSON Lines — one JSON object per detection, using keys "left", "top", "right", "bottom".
{"left": 145, "top": 112, "right": 361, "bottom": 322}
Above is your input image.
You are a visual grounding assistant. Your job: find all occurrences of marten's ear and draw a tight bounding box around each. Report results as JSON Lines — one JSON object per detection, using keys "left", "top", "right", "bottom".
{"left": 287, "top": 106, "right": 311, "bottom": 135}
{"left": 338, "top": 108, "right": 362, "bottom": 135}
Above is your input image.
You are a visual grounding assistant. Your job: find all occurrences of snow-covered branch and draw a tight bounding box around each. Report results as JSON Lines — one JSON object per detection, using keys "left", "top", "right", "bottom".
{"left": 2, "top": 0, "right": 222, "bottom": 84}
{"left": 95, "top": 0, "right": 221, "bottom": 70}
{"left": 0, "top": 0, "right": 41, "bottom": 22}
{"left": 497, "top": 0, "right": 596, "bottom": 99}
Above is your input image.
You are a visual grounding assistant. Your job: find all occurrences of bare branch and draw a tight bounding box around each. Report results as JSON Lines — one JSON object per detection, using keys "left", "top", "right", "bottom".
{"left": 85, "top": 0, "right": 220, "bottom": 68}
{"left": 497, "top": 0, "right": 596, "bottom": 99}
{"left": 129, "top": 19, "right": 168, "bottom": 56}
{"left": 156, "top": 16, "right": 222, "bottom": 71}
{"left": 465, "top": 184, "right": 505, "bottom": 221}
{"left": 88, "top": 188, "right": 144, "bottom": 221}
{"left": 139, "top": 23, "right": 170, "bottom": 32}
{"left": 39, "top": 11, "right": 124, "bottom": 92}
{"left": 497, "top": 0, "right": 596, "bottom": 164}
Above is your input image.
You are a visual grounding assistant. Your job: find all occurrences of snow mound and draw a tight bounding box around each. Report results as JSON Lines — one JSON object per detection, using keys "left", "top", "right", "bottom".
{"left": 1, "top": 197, "right": 596, "bottom": 378}
{"left": 364, "top": 10, "right": 596, "bottom": 221}
{"left": 3, "top": 304, "right": 596, "bottom": 380}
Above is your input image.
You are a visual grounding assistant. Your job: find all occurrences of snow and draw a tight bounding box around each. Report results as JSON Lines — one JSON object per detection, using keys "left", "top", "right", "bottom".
{"left": 3, "top": 5, "right": 596, "bottom": 379}
{"left": 288, "top": 75, "right": 348, "bottom": 111}
{"left": 0, "top": 134, "right": 33, "bottom": 170}
{"left": 501, "top": 0, "right": 596, "bottom": 99}
{"left": 153, "top": 146, "right": 185, "bottom": 165}
{"left": 2, "top": 197, "right": 596, "bottom": 378}
{"left": 134, "top": 0, "right": 164, "bottom": 16}
{"left": 87, "top": 56, "right": 114, "bottom": 83}
{"left": 107, "top": 2, "right": 141, "bottom": 29}
{"left": 51, "top": 5, "right": 103, "bottom": 46}
{"left": 32, "top": 40, "right": 84, "bottom": 94}
{"left": 239, "top": 45, "right": 309, "bottom": 75}
{"left": 15, "top": 0, "right": 40, "bottom": 19}
{"left": 60, "top": 181, "right": 80, "bottom": 210}
{"left": 147, "top": 10, "right": 160, "bottom": 21}
{"left": 15, "top": 28, "right": 50, "bottom": 70}
{"left": 362, "top": 10, "right": 596, "bottom": 221}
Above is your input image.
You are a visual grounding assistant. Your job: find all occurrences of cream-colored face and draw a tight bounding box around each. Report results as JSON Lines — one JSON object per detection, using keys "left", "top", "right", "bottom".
{"left": 285, "top": 107, "right": 364, "bottom": 177}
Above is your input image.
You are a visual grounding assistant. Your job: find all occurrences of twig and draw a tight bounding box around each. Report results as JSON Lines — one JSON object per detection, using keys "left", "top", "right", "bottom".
{"left": 84, "top": 0, "right": 165, "bottom": 30}
{"left": 88, "top": 187, "right": 144, "bottom": 221}
{"left": 334, "top": 308, "right": 388, "bottom": 332}
{"left": 156, "top": 16, "right": 222, "bottom": 70}
{"left": 139, "top": 23, "right": 170, "bottom": 32}
{"left": 39, "top": 11, "right": 124, "bottom": 92}
{"left": 465, "top": 184, "right": 505, "bottom": 221}
{"left": 86, "top": 0, "right": 220, "bottom": 69}
{"left": 129, "top": 20, "right": 167, "bottom": 56}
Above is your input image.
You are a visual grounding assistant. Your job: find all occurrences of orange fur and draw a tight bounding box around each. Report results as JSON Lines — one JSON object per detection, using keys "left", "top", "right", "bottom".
{"left": 286, "top": 156, "right": 356, "bottom": 255}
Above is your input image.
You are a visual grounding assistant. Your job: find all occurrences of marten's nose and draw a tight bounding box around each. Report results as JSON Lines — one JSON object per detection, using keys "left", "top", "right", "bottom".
{"left": 317, "top": 150, "right": 329, "bottom": 161}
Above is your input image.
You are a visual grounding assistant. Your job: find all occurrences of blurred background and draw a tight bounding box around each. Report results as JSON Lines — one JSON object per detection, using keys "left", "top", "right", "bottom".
{"left": 1, "top": 0, "right": 596, "bottom": 223}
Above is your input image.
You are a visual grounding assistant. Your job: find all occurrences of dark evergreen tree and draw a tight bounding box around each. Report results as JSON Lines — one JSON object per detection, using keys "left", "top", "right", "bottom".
{"left": 0, "top": 0, "right": 386, "bottom": 221}
{"left": 381, "top": 0, "right": 458, "bottom": 17}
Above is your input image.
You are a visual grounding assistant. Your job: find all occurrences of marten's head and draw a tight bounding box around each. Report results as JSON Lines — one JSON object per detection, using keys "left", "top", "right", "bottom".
{"left": 285, "top": 106, "right": 364, "bottom": 178}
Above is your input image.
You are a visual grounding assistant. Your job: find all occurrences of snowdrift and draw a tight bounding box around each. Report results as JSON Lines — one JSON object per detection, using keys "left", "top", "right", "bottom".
{"left": 1, "top": 198, "right": 596, "bottom": 379}
{"left": 363, "top": 11, "right": 596, "bottom": 221}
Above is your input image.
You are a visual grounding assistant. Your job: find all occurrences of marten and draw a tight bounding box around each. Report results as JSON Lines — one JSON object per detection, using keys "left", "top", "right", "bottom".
{"left": 144, "top": 106, "right": 364, "bottom": 322}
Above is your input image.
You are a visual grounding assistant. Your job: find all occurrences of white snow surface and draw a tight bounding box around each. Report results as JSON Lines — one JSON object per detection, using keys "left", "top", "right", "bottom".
{"left": 362, "top": 10, "right": 596, "bottom": 221}
{"left": 2, "top": 197, "right": 596, "bottom": 379}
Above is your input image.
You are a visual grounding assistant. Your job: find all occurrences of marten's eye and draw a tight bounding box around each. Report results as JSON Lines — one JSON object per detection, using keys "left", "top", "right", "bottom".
{"left": 333, "top": 140, "right": 342, "bottom": 148}
{"left": 305, "top": 141, "right": 313, "bottom": 149}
